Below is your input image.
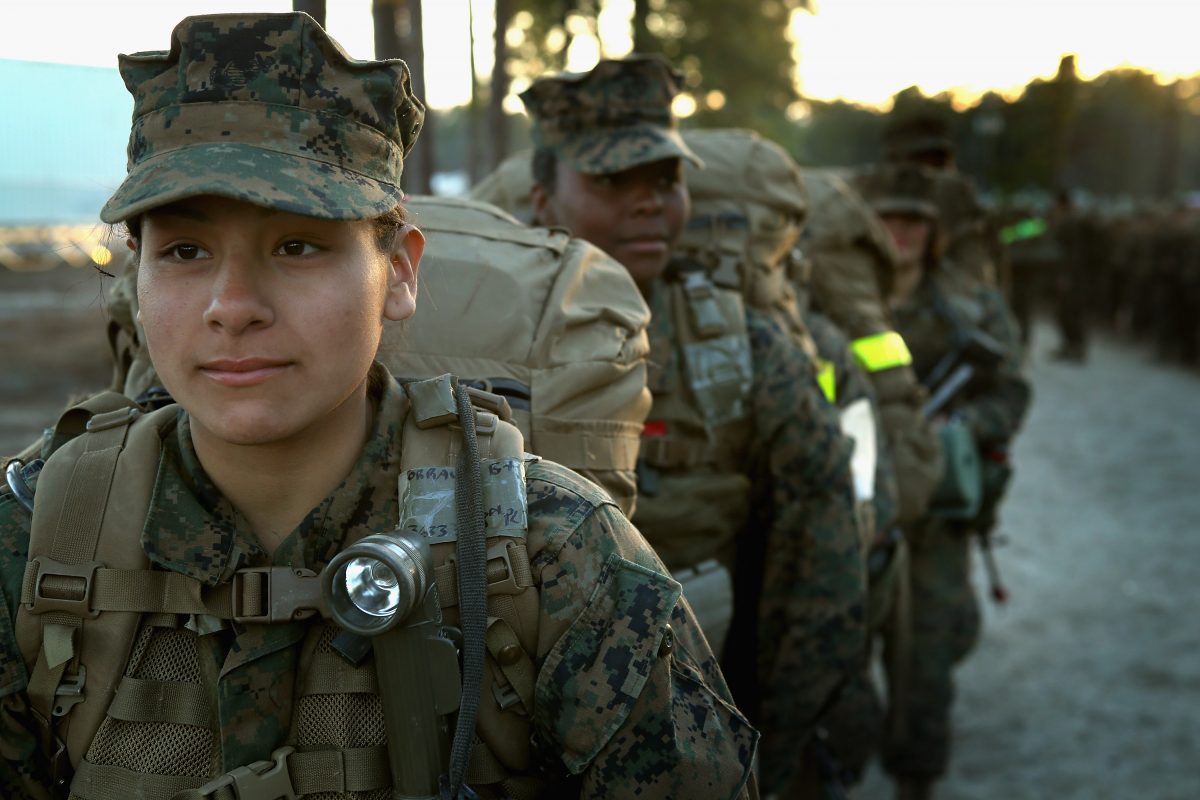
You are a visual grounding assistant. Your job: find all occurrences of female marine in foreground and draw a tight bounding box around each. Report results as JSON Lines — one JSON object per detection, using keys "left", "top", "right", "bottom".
{"left": 0, "top": 12, "right": 755, "bottom": 799}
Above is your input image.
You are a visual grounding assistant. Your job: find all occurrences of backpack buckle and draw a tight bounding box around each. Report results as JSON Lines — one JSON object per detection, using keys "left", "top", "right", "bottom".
{"left": 232, "top": 568, "right": 326, "bottom": 624}
{"left": 24, "top": 558, "right": 102, "bottom": 619}
{"left": 195, "top": 746, "right": 297, "bottom": 800}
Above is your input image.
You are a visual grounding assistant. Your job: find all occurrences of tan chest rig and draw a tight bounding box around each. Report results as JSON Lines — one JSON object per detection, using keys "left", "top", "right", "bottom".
{"left": 633, "top": 268, "right": 755, "bottom": 575}
{"left": 14, "top": 376, "right": 542, "bottom": 800}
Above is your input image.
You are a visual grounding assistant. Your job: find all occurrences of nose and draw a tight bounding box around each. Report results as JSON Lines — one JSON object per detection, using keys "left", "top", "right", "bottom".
{"left": 630, "top": 181, "right": 666, "bottom": 215}
{"left": 203, "top": 250, "right": 274, "bottom": 335}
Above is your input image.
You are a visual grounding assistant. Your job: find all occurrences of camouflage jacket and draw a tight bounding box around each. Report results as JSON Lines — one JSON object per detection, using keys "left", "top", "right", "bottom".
{"left": 805, "top": 309, "right": 900, "bottom": 540}
{"left": 706, "top": 307, "right": 864, "bottom": 793}
{"left": 0, "top": 373, "right": 757, "bottom": 799}
{"left": 894, "top": 270, "right": 1031, "bottom": 447}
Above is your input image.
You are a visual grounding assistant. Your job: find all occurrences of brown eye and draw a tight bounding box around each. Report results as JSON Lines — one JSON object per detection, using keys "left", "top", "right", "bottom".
{"left": 170, "top": 244, "right": 207, "bottom": 260}
{"left": 276, "top": 240, "right": 317, "bottom": 256}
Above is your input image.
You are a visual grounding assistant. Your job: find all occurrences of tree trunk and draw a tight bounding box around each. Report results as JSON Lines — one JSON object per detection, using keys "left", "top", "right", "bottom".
{"left": 373, "top": 0, "right": 435, "bottom": 195}
{"left": 292, "top": 0, "right": 326, "bottom": 28}
{"left": 632, "top": 0, "right": 653, "bottom": 53}
{"left": 488, "top": 0, "right": 514, "bottom": 172}
{"left": 467, "top": 0, "right": 482, "bottom": 183}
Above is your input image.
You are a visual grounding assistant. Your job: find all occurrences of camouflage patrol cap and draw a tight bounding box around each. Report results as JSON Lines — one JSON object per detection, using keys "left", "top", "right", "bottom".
{"left": 855, "top": 164, "right": 939, "bottom": 221}
{"left": 883, "top": 113, "right": 953, "bottom": 161}
{"left": 519, "top": 55, "right": 702, "bottom": 175}
{"left": 100, "top": 12, "right": 424, "bottom": 224}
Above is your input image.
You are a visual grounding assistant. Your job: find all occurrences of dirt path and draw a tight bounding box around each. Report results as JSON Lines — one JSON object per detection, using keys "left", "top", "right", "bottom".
{"left": 861, "top": 327, "right": 1200, "bottom": 799}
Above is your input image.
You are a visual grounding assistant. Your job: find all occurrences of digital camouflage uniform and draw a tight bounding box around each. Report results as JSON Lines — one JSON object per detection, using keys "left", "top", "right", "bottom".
{"left": 0, "top": 13, "right": 757, "bottom": 799}
{"left": 799, "top": 309, "right": 904, "bottom": 782}
{"left": 518, "top": 65, "right": 863, "bottom": 796}
{"left": 799, "top": 169, "right": 944, "bottom": 530}
{"left": 859, "top": 166, "right": 1031, "bottom": 789}
{"left": 1, "top": 377, "right": 757, "bottom": 799}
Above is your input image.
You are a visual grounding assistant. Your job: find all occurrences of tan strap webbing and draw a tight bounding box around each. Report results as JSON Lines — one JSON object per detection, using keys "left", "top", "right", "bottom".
{"left": 106, "top": 677, "right": 210, "bottom": 727}
{"left": 433, "top": 539, "right": 533, "bottom": 609}
{"left": 72, "top": 759, "right": 205, "bottom": 798}
{"left": 639, "top": 435, "right": 711, "bottom": 470}
{"left": 179, "top": 746, "right": 390, "bottom": 800}
{"left": 288, "top": 746, "right": 390, "bottom": 794}
{"left": 25, "top": 616, "right": 78, "bottom": 721}
{"left": 466, "top": 735, "right": 509, "bottom": 786}
{"left": 484, "top": 617, "right": 535, "bottom": 713}
{"left": 21, "top": 564, "right": 324, "bottom": 622}
{"left": 301, "top": 651, "right": 378, "bottom": 697}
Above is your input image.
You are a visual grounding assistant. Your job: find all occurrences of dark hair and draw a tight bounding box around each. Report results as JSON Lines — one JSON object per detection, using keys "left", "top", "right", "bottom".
{"left": 121, "top": 204, "right": 410, "bottom": 254}
{"left": 532, "top": 146, "right": 558, "bottom": 193}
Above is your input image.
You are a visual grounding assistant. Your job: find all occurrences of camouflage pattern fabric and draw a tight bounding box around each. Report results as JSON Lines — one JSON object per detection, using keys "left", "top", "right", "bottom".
{"left": 0, "top": 373, "right": 757, "bottom": 798}
{"left": 800, "top": 309, "right": 904, "bottom": 784}
{"left": 805, "top": 309, "right": 899, "bottom": 541}
{"left": 882, "top": 270, "right": 1030, "bottom": 781}
{"left": 101, "top": 12, "right": 425, "bottom": 223}
{"left": 732, "top": 309, "right": 864, "bottom": 795}
{"left": 519, "top": 56, "right": 701, "bottom": 175}
{"left": 799, "top": 169, "right": 945, "bottom": 528}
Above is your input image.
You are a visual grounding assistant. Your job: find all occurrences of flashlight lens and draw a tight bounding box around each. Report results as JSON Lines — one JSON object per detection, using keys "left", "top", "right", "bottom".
{"left": 344, "top": 557, "right": 401, "bottom": 617}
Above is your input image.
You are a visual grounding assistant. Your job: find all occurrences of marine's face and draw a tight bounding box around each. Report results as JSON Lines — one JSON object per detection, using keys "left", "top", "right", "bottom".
{"left": 881, "top": 212, "right": 933, "bottom": 267}
{"left": 534, "top": 157, "right": 689, "bottom": 289}
{"left": 136, "top": 195, "right": 421, "bottom": 447}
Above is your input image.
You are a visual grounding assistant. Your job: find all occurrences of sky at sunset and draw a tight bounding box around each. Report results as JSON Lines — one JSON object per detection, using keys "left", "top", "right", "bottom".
{"left": 2, "top": 0, "right": 1197, "bottom": 111}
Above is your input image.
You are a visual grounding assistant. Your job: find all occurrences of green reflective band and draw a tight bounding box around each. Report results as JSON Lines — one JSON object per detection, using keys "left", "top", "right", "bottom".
{"left": 816, "top": 359, "right": 836, "bottom": 404}
{"left": 852, "top": 331, "right": 913, "bottom": 372}
{"left": 999, "top": 217, "right": 1048, "bottom": 245}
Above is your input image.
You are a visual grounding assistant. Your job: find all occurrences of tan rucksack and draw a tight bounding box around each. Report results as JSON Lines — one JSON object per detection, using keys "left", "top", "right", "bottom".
{"left": 384, "top": 195, "right": 651, "bottom": 516}
{"left": 13, "top": 376, "right": 546, "bottom": 796}
{"left": 676, "top": 128, "right": 809, "bottom": 322}
{"left": 105, "top": 196, "right": 652, "bottom": 517}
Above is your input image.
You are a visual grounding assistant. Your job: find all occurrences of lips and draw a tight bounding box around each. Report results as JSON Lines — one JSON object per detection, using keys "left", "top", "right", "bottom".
{"left": 199, "top": 357, "right": 292, "bottom": 388}
{"left": 618, "top": 235, "right": 670, "bottom": 255}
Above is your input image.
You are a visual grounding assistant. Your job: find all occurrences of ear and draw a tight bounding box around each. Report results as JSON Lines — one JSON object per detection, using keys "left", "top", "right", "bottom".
{"left": 383, "top": 224, "right": 424, "bottom": 322}
{"left": 530, "top": 183, "right": 557, "bottom": 227}
{"left": 125, "top": 237, "right": 137, "bottom": 252}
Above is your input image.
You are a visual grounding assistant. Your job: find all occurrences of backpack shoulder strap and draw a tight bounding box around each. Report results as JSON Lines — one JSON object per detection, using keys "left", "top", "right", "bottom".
{"left": 14, "top": 398, "right": 174, "bottom": 775}
{"left": 398, "top": 375, "right": 542, "bottom": 785}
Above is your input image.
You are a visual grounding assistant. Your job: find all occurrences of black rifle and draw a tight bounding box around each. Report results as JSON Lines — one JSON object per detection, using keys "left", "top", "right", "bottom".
{"left": 921, "top": 328, "right": 1012, "bottom": 604}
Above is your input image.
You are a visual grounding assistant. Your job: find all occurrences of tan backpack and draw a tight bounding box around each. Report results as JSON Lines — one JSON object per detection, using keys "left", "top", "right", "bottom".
{"left": 676, "top": 129, "right": 809, "bottom": 321}
{"left": 106, "top": 196, "right": 652, "bottom": 517}
{"left": 385, "top": 195, "right": 651, "bottom": 516}
{"left": 13, "top": 376, "right": 544, "bottom": 796}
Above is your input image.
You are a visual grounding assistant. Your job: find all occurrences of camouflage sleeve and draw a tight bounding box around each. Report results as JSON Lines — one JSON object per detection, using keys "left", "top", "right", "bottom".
{"left": 0, "top": 472, "right": 50, "bottom": 797}
{"left": 743, "top": 310, "right": 866, "bottom": 790}
{"left": 956, "top": 288, "right": 1032, "bottom": 445}
{"left": 808, "top": 312, "right": 901, "bottom": 538}
{"left": 524, "top": 462, "right": 757, "bottom": 799}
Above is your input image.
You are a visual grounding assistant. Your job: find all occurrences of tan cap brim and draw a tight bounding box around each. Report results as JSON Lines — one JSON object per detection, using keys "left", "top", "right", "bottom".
{"left": 559, "top": 124, "right": 703, "bottom": 175}
{"left": 100, "top": 142, "right": 404, "bottom": 223}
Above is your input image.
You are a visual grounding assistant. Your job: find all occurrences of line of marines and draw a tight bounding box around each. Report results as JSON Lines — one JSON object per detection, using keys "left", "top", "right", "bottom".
{"left": 0, "top": 12, "right": 1029, "bottom": 800}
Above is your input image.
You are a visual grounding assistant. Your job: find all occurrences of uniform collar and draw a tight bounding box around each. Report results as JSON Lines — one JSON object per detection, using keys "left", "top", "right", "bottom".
{"left": 141, "top": 369, "right": 409, "bottom": 585}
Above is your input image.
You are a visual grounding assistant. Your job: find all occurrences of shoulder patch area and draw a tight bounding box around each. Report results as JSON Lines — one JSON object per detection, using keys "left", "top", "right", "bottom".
{"left": 532, "top": 552, "right": 680, "bottom": 774}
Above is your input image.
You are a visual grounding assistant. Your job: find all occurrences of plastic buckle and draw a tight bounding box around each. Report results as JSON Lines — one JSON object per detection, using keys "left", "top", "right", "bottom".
{"left": 196, "top": 746, "right": 296, "bottom": 800}
{"left": 491, "top": 676, "right": 524, "bottom": 711}
{"left": 52, "top": 665, "right": 86, "bottom": 717}
{"left": 26, "top": 558, "right": 102, "bottom": 618}
{"left": 232, "top": 568, "right": 326, "bottom": 624}
{"left": 483, "top": 540, "right": 524, "bottom": 597}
